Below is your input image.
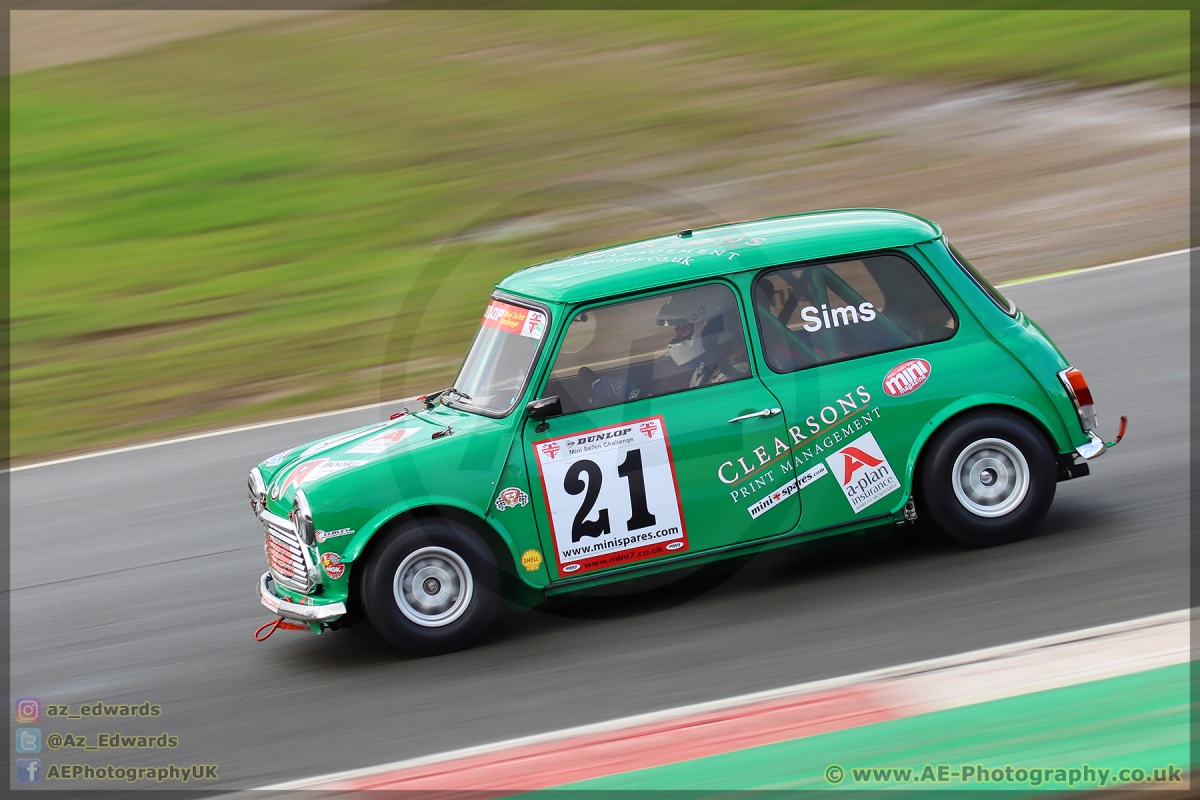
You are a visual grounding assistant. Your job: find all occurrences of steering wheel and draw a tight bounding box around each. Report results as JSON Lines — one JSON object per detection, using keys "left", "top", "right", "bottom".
{"left": 578, "top": 366, "right": 639, "bottom": 408}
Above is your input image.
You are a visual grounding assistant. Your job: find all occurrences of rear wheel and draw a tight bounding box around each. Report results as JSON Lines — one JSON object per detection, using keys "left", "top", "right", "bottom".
{"left": 360, "top": 518, "right": 499, "bottom": 655}
{"left": 919, "top": 410, "right": 1056, "bottom": 547}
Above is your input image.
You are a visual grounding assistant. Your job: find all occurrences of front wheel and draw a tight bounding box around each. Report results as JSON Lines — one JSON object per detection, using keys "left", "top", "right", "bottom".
{"left": 919, "top": 410, "right": 1056, "bottom": 547}
{"left": 359, "top": 518, "right": 500, "bottom": 655}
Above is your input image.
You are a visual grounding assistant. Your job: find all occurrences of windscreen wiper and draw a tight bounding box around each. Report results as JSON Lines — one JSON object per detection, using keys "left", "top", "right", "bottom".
{"left": 421, "top": 387, "right": 471, "bottom": 409}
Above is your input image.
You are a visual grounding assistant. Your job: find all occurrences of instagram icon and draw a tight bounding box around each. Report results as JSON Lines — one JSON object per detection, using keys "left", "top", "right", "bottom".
{"left": 14, "top": 698, "right": 40, "bottom": 723}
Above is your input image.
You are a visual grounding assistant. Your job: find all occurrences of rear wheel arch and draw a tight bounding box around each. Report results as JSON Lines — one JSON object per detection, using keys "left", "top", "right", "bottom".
{"left": 907, "top": 399, "right": 1061, "bottom": 492}
{"left": 911, "top": 404, "right": 1058, "bottom": 546}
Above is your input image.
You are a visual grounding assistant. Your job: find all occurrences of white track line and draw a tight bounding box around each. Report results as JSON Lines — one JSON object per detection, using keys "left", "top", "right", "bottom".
{"left": 12, "top": 246, "right": 1191, "bottom": 474}
{"left": 998, "top": 247, "right": 1190, "bottom": 287}
{"left": 7, "top": 397, "right": 416, "bottom": 473}
{"left": 259, "top": 608, "right": 1189, "bottom": 791}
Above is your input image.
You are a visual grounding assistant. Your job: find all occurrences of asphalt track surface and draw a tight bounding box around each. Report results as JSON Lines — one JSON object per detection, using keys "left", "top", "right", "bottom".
{"left": 10, "top": 251, "right": 1188, "bottom": 790}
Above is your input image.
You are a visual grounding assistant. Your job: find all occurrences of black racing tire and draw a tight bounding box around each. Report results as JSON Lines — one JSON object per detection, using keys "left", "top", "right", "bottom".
{"left": 918, "top": 409, "right": 1056, "bottom": 547}
{"left": 359, "top": 518, "right": 500, "bottom": 656}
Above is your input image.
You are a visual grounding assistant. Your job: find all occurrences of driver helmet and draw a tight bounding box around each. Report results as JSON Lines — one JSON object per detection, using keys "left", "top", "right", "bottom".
{"left": 656, "top": 285, "right": 729, "bottom": 367}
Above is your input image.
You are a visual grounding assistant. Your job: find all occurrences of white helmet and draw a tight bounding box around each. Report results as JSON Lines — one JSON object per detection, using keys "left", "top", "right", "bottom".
{"left": 657, "top": 285, "right": 728, "bottom": 367}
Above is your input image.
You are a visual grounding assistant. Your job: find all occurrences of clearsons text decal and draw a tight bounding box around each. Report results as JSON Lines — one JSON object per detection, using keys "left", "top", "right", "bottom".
{"left": 719, "top": 384, "right": 884, "bottom": 515}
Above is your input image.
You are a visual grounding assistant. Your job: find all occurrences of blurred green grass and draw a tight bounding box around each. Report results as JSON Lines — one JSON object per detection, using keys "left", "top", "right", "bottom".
{"left": 11, "top": 11, "right": 1187, "bottom": 459}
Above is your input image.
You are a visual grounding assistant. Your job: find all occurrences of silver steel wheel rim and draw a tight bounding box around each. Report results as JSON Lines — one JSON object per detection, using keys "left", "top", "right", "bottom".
{"left": 393, "top": 546, "right": 473, "bottom": 627}
{"left": 951, "top": 438, "right": 1030, "bottom": 518}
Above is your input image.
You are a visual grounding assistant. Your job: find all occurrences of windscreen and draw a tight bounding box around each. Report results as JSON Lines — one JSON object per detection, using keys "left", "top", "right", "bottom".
{"left": 451, "top": 299, "right": 547, "bottom": 415}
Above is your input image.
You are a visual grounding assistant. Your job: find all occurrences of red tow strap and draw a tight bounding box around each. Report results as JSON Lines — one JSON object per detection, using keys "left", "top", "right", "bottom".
{"left": 1106, "top": 415, "right": 1128, "bottom": 448}
{"left": 254, "top": 617, "right": 308, "bottom": 641}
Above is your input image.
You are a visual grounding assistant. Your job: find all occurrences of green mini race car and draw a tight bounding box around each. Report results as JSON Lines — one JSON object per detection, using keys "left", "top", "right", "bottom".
{"left": 249, "top": 209, "right": 1124, "bottom": 655}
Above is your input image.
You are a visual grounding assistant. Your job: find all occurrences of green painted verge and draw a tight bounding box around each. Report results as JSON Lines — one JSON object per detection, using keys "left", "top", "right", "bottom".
{"left": 532, "top": 663, "right": 1188, "bottom": 794}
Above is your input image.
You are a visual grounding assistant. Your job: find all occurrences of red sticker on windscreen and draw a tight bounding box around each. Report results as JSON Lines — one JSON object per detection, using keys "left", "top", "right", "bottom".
{"left": 481, "top": 301, "right": 545, "bottom": 339}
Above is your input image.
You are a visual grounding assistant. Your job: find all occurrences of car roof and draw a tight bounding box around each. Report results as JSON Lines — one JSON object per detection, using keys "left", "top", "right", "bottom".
{"left": 496, "top": 208, "right": 942, "bottom": 305}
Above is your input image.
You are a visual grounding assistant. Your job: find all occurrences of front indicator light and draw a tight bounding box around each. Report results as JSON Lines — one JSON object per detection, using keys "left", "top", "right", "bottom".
{"left": 1058, "top": 367, "right": 1098, "bottom": 433}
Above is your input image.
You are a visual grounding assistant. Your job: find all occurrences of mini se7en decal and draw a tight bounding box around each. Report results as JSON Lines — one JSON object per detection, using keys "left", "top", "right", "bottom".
{"left": 315, "top": 528, "right": 354, "bottom": 543}
{"left": 495, "top": 487, "right": 530, "bottom": 511}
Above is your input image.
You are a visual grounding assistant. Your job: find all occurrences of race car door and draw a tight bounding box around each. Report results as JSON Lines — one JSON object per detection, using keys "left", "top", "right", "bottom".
{"left": 751, "top": 252, "right": 959, "bottom": 531}
{"left": 523, "top": 281, "right": 801, "bottom": 580}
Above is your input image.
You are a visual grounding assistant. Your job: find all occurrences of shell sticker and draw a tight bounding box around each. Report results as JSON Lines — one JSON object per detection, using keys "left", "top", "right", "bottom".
{"left": 520, "top": 549, "right": 543, "bottom": 572}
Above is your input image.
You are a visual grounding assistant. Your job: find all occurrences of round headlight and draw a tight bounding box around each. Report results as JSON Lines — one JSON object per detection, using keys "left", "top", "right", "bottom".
{"left": 247, "top": 468, "right": 266, "bottom": 516}
{"left": 292, "top": 490, "right": 316, "bottom": 547}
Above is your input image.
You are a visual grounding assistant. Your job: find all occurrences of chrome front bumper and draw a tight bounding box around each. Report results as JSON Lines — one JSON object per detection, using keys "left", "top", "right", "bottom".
{"left": 1075, "top": 431, "right": 1106, "bottom": 460}
{"left": 259, "top": 572, "right": 346, "bottom": 622}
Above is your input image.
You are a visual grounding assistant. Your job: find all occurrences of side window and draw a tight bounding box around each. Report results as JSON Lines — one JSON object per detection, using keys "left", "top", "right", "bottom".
{"left": 754, "top": 253, "right": 956, "bottom": 373}
{"left": 545, "top": 283, "right": 752, "bottom": 415}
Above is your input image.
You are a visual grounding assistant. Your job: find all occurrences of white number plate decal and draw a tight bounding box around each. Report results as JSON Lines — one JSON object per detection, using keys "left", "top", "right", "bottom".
{"left": 533, "top": 416, "right": 688, "bottom": 577}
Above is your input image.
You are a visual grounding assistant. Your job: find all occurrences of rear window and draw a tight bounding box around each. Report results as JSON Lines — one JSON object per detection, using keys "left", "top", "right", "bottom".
{"left": 753, "top": 253, "right": 956, "bottom": 374}
{"left": 948, "top": 243, "right": 1017, "bottom": 317}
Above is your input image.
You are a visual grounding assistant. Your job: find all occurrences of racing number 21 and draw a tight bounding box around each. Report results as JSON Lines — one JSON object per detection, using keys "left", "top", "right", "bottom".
{"left": 565, "top": 449, "right": 656, "bottom": 542}
{"left": 533, "top": 416, "right": 688, "bottom": 575}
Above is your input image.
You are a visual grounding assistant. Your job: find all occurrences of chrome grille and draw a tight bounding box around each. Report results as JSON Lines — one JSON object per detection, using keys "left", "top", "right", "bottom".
{"left": 262, "top": 512, "right": 316, "bottom": 593}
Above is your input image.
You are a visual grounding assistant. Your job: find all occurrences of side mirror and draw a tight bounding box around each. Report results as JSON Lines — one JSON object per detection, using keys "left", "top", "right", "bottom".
{"left": 526, "top": 396, "right": 562, "bottom": 422}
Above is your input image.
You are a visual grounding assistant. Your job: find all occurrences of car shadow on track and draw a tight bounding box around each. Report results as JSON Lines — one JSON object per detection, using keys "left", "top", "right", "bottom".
{"left": 266, "top": 506, "right": 1102, "bottom": 663}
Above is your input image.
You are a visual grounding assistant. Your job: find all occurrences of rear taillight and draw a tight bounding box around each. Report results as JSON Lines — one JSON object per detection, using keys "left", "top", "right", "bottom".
{"left": 1058, "top": 367, "right": 1097, "bottom": 433}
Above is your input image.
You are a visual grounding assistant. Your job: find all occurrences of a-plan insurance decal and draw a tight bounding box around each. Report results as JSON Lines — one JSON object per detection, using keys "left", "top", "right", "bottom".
{"left": 533, "top": 416, "right": 687, "bottom": 577}
{"left": 297, "top": 422, "right": 390, "bottom": 460}
{"left": 273, "top": 459, "right": 365, "bottom": 497}
{"left": 347, "top": 427, "right": 420, "bottom": 454}
{"left": 826, "top": 431, "right": 900, "bottom": 513}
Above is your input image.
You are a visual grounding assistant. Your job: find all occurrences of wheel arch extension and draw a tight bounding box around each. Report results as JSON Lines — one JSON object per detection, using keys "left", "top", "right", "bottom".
{"left": 904, "top": 397, "right": 1063, "bottom": 493}
{"left": 342, "top": 502, "right": 538, "bottom": 608}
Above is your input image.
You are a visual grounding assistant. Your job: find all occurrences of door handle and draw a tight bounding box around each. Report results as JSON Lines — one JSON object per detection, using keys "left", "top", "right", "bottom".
{"left": 728, "top": 408, "right": 782, "bottom": 423}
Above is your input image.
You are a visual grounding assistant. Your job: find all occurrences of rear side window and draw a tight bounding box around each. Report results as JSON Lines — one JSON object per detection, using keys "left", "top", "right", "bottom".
{"left": 948, "top": 243, "right": 1017, "bottom": 317}
{"left": 754, "top": 253, "right": 956, "bottom": 374}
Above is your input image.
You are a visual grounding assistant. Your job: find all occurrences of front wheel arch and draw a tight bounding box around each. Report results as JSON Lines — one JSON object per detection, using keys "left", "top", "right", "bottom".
{"left": 348, "top": 505, "right": 525, "bottom": 619}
